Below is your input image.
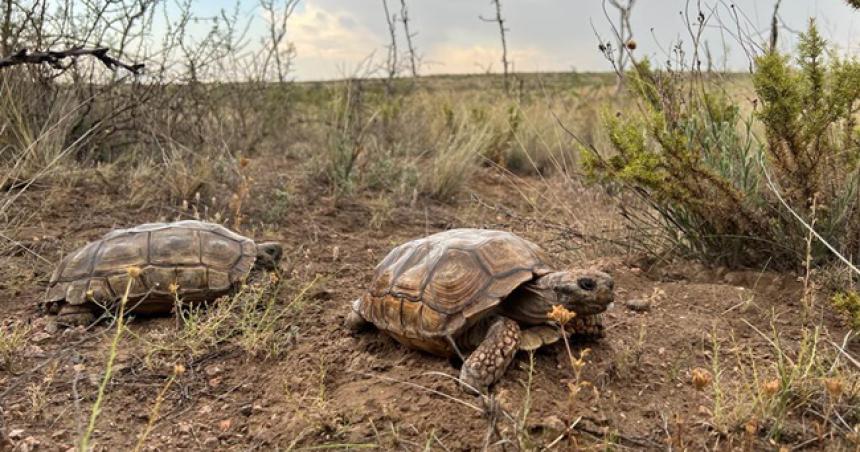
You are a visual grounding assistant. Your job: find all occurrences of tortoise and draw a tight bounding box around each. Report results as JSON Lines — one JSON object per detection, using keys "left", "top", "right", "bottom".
{"left": 45, "top": 220, "right": 283, "bottom": 326}
{"left": 346, "top": 228, "right": 614, "bottom": 393}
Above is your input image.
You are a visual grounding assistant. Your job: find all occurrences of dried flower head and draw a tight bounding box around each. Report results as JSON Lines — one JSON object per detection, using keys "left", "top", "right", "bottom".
{"left": 239, "top": 157, "right": 250, "bottom": 168}
{"left": 85, "top": 289, "right": 95, "bottom": 301}
{"left": 691, "top": 368, "right": 712, "bottom": 390}
{"left": 174, "top": 364, "right": 186, "bottom": 375}
{"left": 548, "top": 305, "right": 576, "bottom": 325}
{"left": 126, "top": 266, "right": 142, "bottom": 278}
{"left": 824, "top": 377, "right": 844, "bottom": 399}
{"left": 761, "top": 379, "right": 780, "bottom": 397}
{"left": 168, "top": 283, "right": 180, "bottom": 294}
{"left": 626, "top": 40, "right": 637, "bottom": 50}
{"left": 744, "top": 418, "right": 759, "bottom": 436}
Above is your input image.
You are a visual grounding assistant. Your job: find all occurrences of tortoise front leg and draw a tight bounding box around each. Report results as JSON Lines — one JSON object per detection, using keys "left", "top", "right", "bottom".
{"left": 459, "top": 316, "right": 520, "bottom": 394}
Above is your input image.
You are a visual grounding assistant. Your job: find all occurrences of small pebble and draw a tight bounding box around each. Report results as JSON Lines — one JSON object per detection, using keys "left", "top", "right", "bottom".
{"left": 624, "top": 298, "right": 651, "bottom": 312}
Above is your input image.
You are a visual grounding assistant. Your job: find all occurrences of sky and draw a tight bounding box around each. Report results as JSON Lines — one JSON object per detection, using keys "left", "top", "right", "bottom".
{"left": 192, "top": 0, "right": 860, "bottom": 80}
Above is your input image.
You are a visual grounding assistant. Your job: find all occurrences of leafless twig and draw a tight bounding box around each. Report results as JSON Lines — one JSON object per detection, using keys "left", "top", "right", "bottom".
{"left": 480, "top": 0, "right": 511, "bottom": 94}
{"left": 399, "top": 0, "right": 419, "bottom": 77}
{"left": 0, "top": 47, "right": 143, "bottom": 73}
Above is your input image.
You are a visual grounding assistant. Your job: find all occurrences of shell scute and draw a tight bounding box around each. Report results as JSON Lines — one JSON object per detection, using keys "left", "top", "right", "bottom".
{"left": 150, "top": 227, "right": 201, "bottom": 266}
{"left": 201, "top": 231, "right": 243, "bottom": 268}
{"left": 93, "top": 233, "right": 149, "bottom": 274}
{"left": 421, "top": 248, "right": 488, "bottom": 315}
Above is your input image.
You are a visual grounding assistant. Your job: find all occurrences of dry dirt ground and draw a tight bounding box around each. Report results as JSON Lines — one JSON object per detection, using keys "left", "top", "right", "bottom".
{"left": 1, "top": 155, "right": 858, "bottom": 451}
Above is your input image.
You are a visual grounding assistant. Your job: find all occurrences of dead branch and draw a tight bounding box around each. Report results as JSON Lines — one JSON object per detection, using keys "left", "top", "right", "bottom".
{"left": 480, "top": 0, "right": 510, "bottom": 94}
{"left": 605, "top": 0, "right": 636, "bottom": 92}
{"left": 382, "top": 0, "right": 399, "bottom": 88}
{"left": 769, "top": 0, "right": 782, "bottom": 52}
{"left": 0, "top": 47, "right": 143, "bottom": 73}
{"left": 399, "top": 0, "right": 419, "bottom": 77}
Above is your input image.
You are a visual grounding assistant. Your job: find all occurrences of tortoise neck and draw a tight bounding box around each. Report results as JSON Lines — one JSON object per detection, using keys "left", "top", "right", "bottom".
{"left": 498, "top": 281, "right": 556, "bottom": 326}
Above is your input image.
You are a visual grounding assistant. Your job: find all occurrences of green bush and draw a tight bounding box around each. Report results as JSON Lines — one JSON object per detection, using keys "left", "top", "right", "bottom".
{"left": 583, "top": 21, "right": 860, "bottom": 269}
{"left": 832, "top": 291, "right": 860, "bottom": 330}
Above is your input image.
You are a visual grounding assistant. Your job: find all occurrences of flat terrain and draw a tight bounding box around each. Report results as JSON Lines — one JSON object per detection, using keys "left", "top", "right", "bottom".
{"left": 1, "top": 150, "right": 857, "bottom": 451}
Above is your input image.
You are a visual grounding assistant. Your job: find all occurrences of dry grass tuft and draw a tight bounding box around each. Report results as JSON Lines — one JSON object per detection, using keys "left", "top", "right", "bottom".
{"left": 0, "top": 322, "right": 30, "bottom": 371}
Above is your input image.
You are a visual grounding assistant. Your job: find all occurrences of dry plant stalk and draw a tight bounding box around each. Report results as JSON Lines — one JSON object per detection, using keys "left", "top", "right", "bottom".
{"left": 79, "top": 267, "right": 138, "bottom": 451}
{"left": 133, "top": 364, "right": 185, "bottom": 452}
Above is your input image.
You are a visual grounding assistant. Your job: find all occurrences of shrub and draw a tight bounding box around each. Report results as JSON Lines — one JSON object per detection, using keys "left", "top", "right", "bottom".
{"left": 582, "top": 21, "right": 860, "bottom": 269}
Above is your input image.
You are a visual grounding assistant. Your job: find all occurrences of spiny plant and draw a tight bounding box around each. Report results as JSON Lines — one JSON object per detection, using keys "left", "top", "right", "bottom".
{"left": 582, "top": 20, "right": 860, "bottom": 269}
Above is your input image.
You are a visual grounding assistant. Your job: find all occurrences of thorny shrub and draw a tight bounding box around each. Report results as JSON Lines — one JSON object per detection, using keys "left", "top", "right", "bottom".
{"left": 583, "top": 21, "right": 860, "bottom": 270}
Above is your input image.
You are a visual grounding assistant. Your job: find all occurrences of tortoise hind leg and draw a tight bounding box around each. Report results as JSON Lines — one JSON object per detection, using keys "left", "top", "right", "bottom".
{"left": 346, "top": 299, "right": 372, "bottom": 331}
{"left": 56, "top": 304, "right": 97, "bottom": 327}
{"left": 459, "top": 316, "right": 520, "bottom": 394}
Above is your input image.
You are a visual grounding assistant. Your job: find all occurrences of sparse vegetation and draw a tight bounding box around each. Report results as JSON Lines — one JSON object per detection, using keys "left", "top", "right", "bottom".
{"left": 1, "top": 1, "right": 860, "bottom": 450}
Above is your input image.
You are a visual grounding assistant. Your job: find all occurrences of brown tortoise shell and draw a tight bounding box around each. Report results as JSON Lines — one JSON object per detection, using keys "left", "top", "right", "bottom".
{"left": 356, "top": 229, "right": 553, "bottom": 356}
{"left": 45, "top": 220, "right": 257, "bottom": 315}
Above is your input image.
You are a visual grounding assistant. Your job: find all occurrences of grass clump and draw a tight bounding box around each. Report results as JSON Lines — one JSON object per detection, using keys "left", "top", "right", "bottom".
{"left": 420, "top": 115, "right": 490, "bottom": 201}
{"left": 138, "top": 274, "right": 313, "bottom": 366}
{"left": 0, "top": 321, "right": 30, "bottom": 371}
{"left": 583, "top": 20, "right": 860, "bottom": 269}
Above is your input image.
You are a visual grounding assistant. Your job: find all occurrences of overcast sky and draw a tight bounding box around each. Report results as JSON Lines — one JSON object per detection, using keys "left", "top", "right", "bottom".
{"left": 222, "top": 0, "right": 860, "bottom": 80}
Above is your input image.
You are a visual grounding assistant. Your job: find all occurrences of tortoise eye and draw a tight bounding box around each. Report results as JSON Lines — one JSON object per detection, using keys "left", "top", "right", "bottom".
{"left": 578, "top": 278, "right": 597, "bottom": 291}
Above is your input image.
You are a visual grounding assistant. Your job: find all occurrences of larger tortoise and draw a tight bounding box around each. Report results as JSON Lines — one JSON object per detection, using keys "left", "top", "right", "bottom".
{"left": 347, "top": 228, "right": 614, "bottom": 393}
{"left": 45, "top": 220, "right": 282, "bottom": 326}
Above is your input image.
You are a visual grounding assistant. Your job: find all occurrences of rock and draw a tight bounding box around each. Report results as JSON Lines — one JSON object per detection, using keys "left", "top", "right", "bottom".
{"left": 44, "top": 320, "right": 58, "bottom": 334}
{"left": 23, "top": 345, "right": 46, "bottom": 358}
{"left": 539, "top": 415, "right": 566, "bottom": 432}
{"left": 624, "top": 298, "right": 651, "bottom": 312}
{"left": 30, "top": 332, "right": 52, "bottom": 344}
{"left": 723, "top": 272, "right": 747, "bottom": 287}
{"left": 204, "top": 365, "right": 222, "bottom": 377}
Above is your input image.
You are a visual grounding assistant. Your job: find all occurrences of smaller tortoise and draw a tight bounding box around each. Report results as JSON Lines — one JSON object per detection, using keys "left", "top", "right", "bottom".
{"left": 347, "top": 228, "right": 614, "bottom": 393}
{"left": 45, "top": 220, "right": 282, "bottom": 326}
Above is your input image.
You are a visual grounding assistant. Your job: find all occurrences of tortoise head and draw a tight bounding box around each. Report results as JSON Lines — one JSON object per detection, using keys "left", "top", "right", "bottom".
{"left": 254, "top": 242, "right": 283, "bottom": 271}
{"left": 539, "top": 269, "right": 614, "bottom": 316}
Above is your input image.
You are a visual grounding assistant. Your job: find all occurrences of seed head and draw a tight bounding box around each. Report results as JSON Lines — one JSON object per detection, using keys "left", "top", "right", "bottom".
{"left": 239, "top": 157, "right": 250, "bottom": 168}
{"left": 126, "top": 266, "right": 142, "bottom": 278}
{"left": 85, "top": 289, "right": 95, "bottom": 301}
{"left": 691, "top": 368, "right": 712, "bottom": 390}
{"left": 824, "top": 377, "right": 844, "bottom": 399}
{"left": 744, "top": 418, "right": 759, "bottom": 436}
{"left": 626, "top": 40, "right": 637, "bottom": 50}
{"left": 548, "top": 305, "right": 576, "bottom": 325}
{"left": 761, "top": 379, "right": 780, "bottom": 397}
{"left": 168, "top": 283, "right": 180, "bottom": 294}
{"left": 174, "top": 364, "right": 186, "bottom": 375}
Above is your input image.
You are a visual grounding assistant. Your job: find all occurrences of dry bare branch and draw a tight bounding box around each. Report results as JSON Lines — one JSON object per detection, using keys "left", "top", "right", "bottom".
{"left": 480, "top": 0, "right": 510, "bottom": 94}
{"left": 0, "top": 47, "right": 143, "bottom": 73}
{"left": 399, "top": 0, "right": 419, "bottom": 77}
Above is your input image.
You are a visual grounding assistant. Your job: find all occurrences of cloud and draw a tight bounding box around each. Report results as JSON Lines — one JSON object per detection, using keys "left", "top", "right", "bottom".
{"left": 424, "top": 43, "right": 559, "bottom": 75}
{"left": 288, "top": 3, "right": 385, "bottom": 79}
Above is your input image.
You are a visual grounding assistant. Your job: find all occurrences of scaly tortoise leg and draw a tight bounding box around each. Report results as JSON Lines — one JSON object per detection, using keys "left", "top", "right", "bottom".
{"left": 56, "top": 304, "right": 97, "bottom": 327}
{"left": 345, "top": 299, "right": 372, "bottom": 331}
{"left": 459, "top": 316, "right": 520, "bottom": 394}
